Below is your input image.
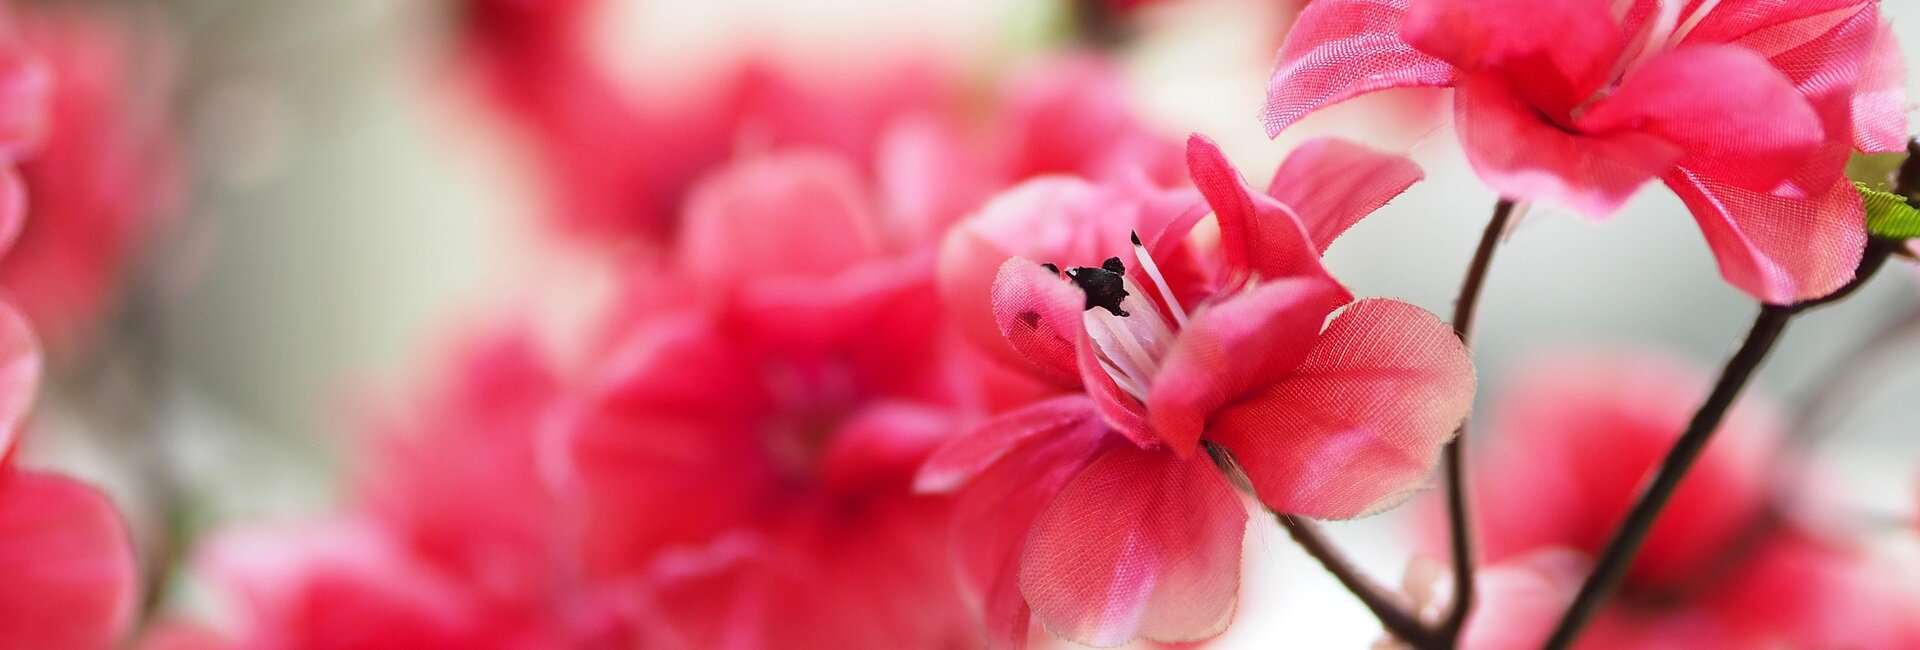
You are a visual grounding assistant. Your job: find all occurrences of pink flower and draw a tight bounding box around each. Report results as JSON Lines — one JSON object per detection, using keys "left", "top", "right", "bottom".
{"left": 195, "top": 520, "right": 549, "bottom": 650}
{"left": 1266, "top": 0, "right": 1909, "bottom": 303}
{"left": 920, "top": 134, "right": 1474, "bottom": 647}
{"left": 451, "top": 0, "right": 1180, "bottom": 246}
{"left": 0, "top": 467, "right": 138, "bottom": 650}
{"left": 1453, "top": 349, "right": 1780, "bottom": 592}
{"left": 0, "top": 7, "right": 182, "bottom": 353}
{"left": 548, "top": 149, "right": 979, "bottom": 648}
{"left": 1431, "top": 347, "right": 1920, "bottom": 648}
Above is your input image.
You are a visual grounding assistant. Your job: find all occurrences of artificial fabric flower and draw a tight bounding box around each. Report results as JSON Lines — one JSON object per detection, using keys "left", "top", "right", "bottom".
{"left": 920, "top": 134, "right": 1473, "bottom": 647}
{"left": 1266, "top": 0, "right": 1908, "bottom": 303}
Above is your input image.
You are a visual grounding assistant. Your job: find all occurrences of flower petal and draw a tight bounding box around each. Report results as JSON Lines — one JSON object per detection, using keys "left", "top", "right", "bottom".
{"left": 1019, "top": 446, "right": 1246, "bottom": 647}
{"left": 949, "top": 416, "right": 1111, "bottom": 648}
{"left": 546, "top": 317, "right": 774, "bottom": 576}
{"left": 1265, "top": 138, "right": 1423, "bottom": 253}
{"left": 677, "top": 151, "right": 884, "bottom": 287}
{"left": 1186, "top": 134, "right": 1345, "bottom": 293}
{"left": 1453, "top": 73, "right": 1680, "bottom": 218}
{"left": 991, "top": 258, "right": 1090, "bottom": 386}
{"left": 0, "top": 302, "right": 37, "bottom": 459}
{"left": 1577, "top": 45, "right": 1824, "bottom": 193}
{"left": 0, "top": 470, "right": 137, "bottom": 650}
{"left": 1263, "top": 0, "right": 1458, "bottom": 136}
{"left": 1147, "top": 278, "right": 1346, "bottom": 455}
{"left": 1401, "top": 0, "right": 1624, "bottom": 117}
{"left": 1666, "top": 169, "right": 1866, "bottom": 305}
{"left": 1850, "top": 18, "right": 1907, "bottom": 153}
{"left": 915, "top": 394, "right": 1098, "bottom": 494}
{"left": 1209, "top": 299, "right": 1472, "bottom": 520}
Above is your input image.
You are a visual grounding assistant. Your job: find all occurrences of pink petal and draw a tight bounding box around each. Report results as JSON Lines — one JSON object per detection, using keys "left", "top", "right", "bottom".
{"left": 0, "top": 470, "right": 137, "bottom": 650}
{"left": 1680, "top": 0, "right": 1874, "bottom": 48}
{"left": 1459, "top": 550, "right": 1590, "bottom": 650}
{"left": 1208, "top": 299, "right": 1472, "bottom": 520}
{"left": 0, "top": 168, "right": 22, "bottom": 259}
{"left": 999, "top": 55, "right": 1184, "bottom": 186}
{"left": 1401, "top": 0, "right": 1624, "bottom": 117}
{"left": 916, "top": 395, "right": 1099, "bottom": 494}
{"left": 1146, "top": 278, "right": 1346, "bottom": 455}
{"left": 1666, "top": 170, "right": 1865, "bottom": 305}
{"left": 676, "top": 151, "right": 883, "bottom": 287}
{"left": 990, "top": 258, "right": 1090, "bottom": 386}
{"left": 1453, "top": 73, "right": 1680, "bottom": 218}
{"left": 1734, "top": 5, "right": 1893, "bottom": 195}
{"left": 0, "top": 41, "right": 47, "bottom": 159}
{"left": 1265, "top": 138, "right": 1424, "bottom": 253}
{"left": 1262, "top": 0, "right": 1458, "bottom": 136}
{"left": 1577, "top": 46, "right": 1824, "bottom": 193}
{"left": 1850, "top": 17, "right": 1908, "bottom": 153}
{"left": 1185, "top": 134, "right": 1345, "bottom": 293}
{"left": 0, "top": 302, "right": 37, "bottom": 458}
{"left": 817, "top": 401, "right": 957, "bottom": 494}
{"left": 1019, "top": 446, "right": 1246, "bottom": 647}
{"left": 547, "top": 318, "right": 774, "bottom": 576}
{"left": 949, "top": 416, "right": 1112, "bottom": 648}
{"left": 199, "top": 520, "right": 483, "bottom": 648}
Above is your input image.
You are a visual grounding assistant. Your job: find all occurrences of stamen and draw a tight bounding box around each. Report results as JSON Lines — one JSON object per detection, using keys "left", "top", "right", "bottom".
{"left": 1130, "top": 230, "right": 1189, "bottom": 327}
{"left": 1066, "top": 258, "right": 1131, "bottom": 317}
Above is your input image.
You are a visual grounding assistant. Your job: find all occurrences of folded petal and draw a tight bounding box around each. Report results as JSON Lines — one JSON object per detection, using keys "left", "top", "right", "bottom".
{"left": 1402, "top": 0, "right": 1624, "bottom": 116}
{"left": 1453, "top": 73, "right": 1680, "bottom": 218}
{"left": 1666, "top": 169, "right": 1866, "bottom": 304}
{"left": 0, "top": 303, "right": 37, "bottom": 458}
{"left": 1681, "top": 0, "right": 1872, "bottom": 48}
{"left": 1147, "top": 278, "right": 1346, "bottom": 455}
{"left": 1736, "top": 6, "right": 1892, "bottom": 195}
{"left": 1850, "top": 17, "right": 1907, "bottom": 153}
{"left": 950, "top": 417, "right": 1111, "bottom": 648}
{"left": 991, "top": 258, "right": 1090, "bottom": 386}
{"left": 1265, "top": 138, "right": 1424, "bottom": 252}
{"left": 1186, "top": 134, "right": 1345, "bottom": 293}
{"left": 915, "top": 395, "right": 1097, "bottom": 493}
{"left": 1262, "top": 0, "right": 1458, "bottom": 136}
{"left": 0, "top": 470, "right": 136, "bottom": 650}
{"left": 1208, "top": 299, "right": 1472, "bottom": 520}
{"left": 1578, "top": 45, "right": 1824, "bottom": 192}
{"left": 1020, "top": 446, "right": 1246, "bottom": 647}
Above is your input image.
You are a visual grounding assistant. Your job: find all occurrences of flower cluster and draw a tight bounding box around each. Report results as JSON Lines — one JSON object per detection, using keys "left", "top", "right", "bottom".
{"left": 9, "top": 0, "right": 1908, "bottom": 648}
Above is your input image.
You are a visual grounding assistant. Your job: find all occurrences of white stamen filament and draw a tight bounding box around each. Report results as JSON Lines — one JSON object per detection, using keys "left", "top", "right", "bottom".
{"left": 1130, "top": 232, "right": 1190, "bottom": 327}
{"left": 1083, "top": 278, "right": 1175, "bottom": 402}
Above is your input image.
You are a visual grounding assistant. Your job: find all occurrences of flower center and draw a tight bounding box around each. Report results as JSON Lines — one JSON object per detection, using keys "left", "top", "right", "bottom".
{"left": 1056, "top": 232, "right": 1191, "bottom": 401}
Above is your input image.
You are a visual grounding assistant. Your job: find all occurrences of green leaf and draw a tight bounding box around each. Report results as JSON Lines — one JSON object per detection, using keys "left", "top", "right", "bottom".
{"left": 1858, "top": 182, "right": 1920, "bottom": 239}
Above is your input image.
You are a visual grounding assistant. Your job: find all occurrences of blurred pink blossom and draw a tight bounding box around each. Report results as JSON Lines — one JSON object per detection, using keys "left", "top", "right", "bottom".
{"left": 1430, "top": 348, "right": 1920, "bottom": 648}
{"left": 1266, "top": 0, "right": 1908, "bottom": 303}
{"left": 0, "top": 7, "right": 182, "bottom": 353}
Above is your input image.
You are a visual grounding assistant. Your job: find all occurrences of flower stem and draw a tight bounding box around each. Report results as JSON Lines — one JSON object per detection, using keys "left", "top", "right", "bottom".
{"left": 1435, "top": 198, "right": 1517, "bottom": 645}
{"left": 1278, "top": 514, "right": 1438, "bottom": 648}
{"left": 1540, "top": 303, "right": 1793, "bottom": 649}
{"left": 1205, "top": 441, "right": 1438, "bottom": 647}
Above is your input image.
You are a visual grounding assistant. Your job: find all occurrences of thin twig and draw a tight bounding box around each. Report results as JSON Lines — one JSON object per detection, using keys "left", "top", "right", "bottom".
{"left": 1541, "top": 304, "right": 1794, "bottom": 649}
{"left": 1204, "top": 441, "right": 1437, "bottom": 648}
{"left": 1435, "top": 198, "right": 1516, "bottom": 645}
{"left": 1279, "top": 514, "right": 1438, "bottom": 648}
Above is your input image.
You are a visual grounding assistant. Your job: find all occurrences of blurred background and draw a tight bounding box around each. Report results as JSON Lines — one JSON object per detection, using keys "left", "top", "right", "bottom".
{"left": 11, "top": 0, "right": 1920, "bottom": 646}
